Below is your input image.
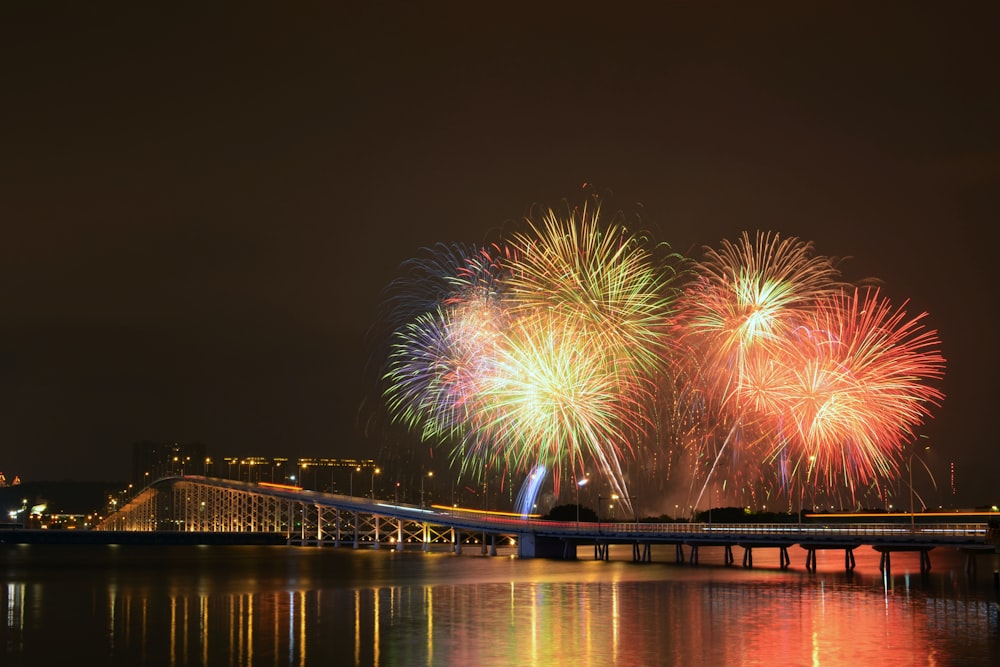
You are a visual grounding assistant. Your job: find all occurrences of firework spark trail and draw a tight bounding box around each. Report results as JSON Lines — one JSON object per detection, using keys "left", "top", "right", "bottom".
{"left": 675, "top": 230, "right": 847, "bottom": 416}
{"left": 383, "top": 300, "right": 507, "bottom": 442}
{"left": 462, "top": 309, "right": 648, "bottom": 500}
{"left": 377, "top": 213, "right": 946, "bottom": 515}
{"left": 504, "top": 202, "right": 682, "bottom": 379}
{"left": 380, "top": 243, "right": 513, "bottom": 442}
{"left": 672, "top": 231, "right": 849, "bottom": 507}
{"left": 761, "top": 287, "right": 946, "bottom": 493}
{"left": 674, "top": 230, "right": 945, "bottom": 508}
{"left": 379, "top": 201, "right": 682, "bottom": 512}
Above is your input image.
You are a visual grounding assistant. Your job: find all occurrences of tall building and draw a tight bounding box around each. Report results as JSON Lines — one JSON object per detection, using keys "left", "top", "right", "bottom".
{"left": 130, "top": 441, "right": 377, "bottom": 495}
{"left": 210, "top": 456, "right": 377, "bottom": 493}
{"left": 131, "top": 441, "right": 208, "bottom": 486}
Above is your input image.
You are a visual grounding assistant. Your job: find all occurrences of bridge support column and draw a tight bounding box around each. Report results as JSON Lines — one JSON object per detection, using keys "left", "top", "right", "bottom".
{"left": 594, "top": 542, "right": 608, "bottom": 560}
{"left": 373, "top": 516, "right": 380, "bottom": 550}
{"left": 452, "top": 527, "right": 461, "bottom": 554}
{"left": 779, "top": 546, "right": 790, "bottom": 569}
{"left": 920, "top": 549, "right": 931, "bottom": 573}
{"left": 422, "top": 524, "right": 431, "bottom": 552}
{"left": 353, "top": 513, "right": 359, "bottom": 549}
{"left": 806, "top": 548, "right": 817, "bottom": 572}
{"left": 631, "top": 542, "right": 651, "bottom": 562}
{"left": 690, "top": 544, "right": 699, "bottom": 565}
{"left": 724, "top": 545, "right": 734, "bottom": 566}
{"left": 517, "top": 533, "right": 566, "bottom": 558}
{"left": 742, "top": 546, "right": 753, "bottom": 568}
{"left": 334, "top": 509, "right": 341, "bottom": 548}
{"left": 396, "top": 519, "right": 403, "bottom": 551}
{"left": 845, "top": 548, "right": 855, "bottom": 572}
{"left": 489, "top": 533, "right": 497, "bottom": 556}
{"left": 675, "top": 544, "right": 685, "bottom": 564}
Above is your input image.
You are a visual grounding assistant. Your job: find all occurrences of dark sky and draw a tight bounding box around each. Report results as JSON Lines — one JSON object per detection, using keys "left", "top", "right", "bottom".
{"left": 1, "top": 3, "right": 997, "bottom": 505}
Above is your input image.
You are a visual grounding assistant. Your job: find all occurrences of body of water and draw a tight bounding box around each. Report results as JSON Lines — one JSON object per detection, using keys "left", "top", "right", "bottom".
{"left": 2, "top": 541, "right": 998, "bottom": 666}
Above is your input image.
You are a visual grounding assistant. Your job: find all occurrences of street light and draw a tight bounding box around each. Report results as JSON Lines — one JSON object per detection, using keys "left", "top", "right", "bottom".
{"left": 371, "top": 467, "right": 381, "bottom": 499}
{"left": 421, "top": 471, "right": 434, "bottom": 507}
{"left": 909, "top": 438, "right": 932, "bottom": 529}
{"left": 798, "top": 455, "right": 816, "bottom": 525}
{"left": 598, "top": 494, "right": 619, "bottom": 524}
{"left": 575, "top": 476, "right": 589, "bottom": 525}
{"left": 350, "top": 466, "right": 360, "bottom": 497}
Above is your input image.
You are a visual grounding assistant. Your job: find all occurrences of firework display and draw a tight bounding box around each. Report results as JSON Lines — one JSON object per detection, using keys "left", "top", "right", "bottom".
{"left": 673, "top": 231, "right": 945, "bottom": 508}
{"left": 376, "top": 205, "right": 946, "bottom": 514}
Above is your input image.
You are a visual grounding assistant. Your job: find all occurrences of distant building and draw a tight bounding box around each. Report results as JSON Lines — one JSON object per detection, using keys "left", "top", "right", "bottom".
{"left": 131, "top": 441, "right": 209, "bottom": 486}
{"left": 210, "top": 456, "right": 377, "bottom": 493}
{"left": 130, "top": 441, "right": 377, "bottom": 495}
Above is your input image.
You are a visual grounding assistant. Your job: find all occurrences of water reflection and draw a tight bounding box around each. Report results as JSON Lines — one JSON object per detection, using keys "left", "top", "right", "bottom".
{"left": 2, "top": 545, "right": 998, "bottom": 666}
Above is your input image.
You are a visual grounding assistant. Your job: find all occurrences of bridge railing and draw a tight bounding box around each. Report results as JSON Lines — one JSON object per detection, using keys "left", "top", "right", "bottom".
{"left": 523, "top": 520, "right": 989, "bottom": 540}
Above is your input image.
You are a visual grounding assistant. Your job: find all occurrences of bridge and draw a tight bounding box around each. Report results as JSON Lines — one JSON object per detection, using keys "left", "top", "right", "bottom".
{"left": 95, "top": 475, "right": 999, "bottom": 573}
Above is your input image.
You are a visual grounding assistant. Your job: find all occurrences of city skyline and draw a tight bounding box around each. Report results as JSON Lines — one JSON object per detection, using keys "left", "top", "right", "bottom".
{"left": 1, "top": 3, "right": 998, "bottom": 507}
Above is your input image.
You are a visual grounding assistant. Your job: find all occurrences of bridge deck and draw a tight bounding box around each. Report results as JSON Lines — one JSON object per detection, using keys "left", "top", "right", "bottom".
{"left": 94, "top": 475, "right": 999, "bottom": 570}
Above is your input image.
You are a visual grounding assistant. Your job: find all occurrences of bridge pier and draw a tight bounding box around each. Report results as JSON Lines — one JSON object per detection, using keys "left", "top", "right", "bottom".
{"left": 675, "top": 543, "right": 685, "bottom": 564}
{"left": 740, "top": 544, "right": 792, "bottom": 569}
{"left": 516, "top": 533, "right": 566, "bottom": 558}
{"left": 802, "top": 544, "right": 859, "bottom": 572}
{"left": 632, "top": 542, "right": 651, "bottom": 562}
{"left": 960, "top": 545, "right": 997, "bottom": 574}
{"left": 877, "top": 547, "right": 933, "bottom": 574}
{"left": 480, "top": 532, "right": 491, "bottom": 555}
{"left": 686, "top": 543, "right": 735, "bottom": 566}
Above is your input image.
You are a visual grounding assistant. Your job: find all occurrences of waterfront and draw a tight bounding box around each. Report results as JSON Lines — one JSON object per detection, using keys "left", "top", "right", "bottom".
{"left": 2, "top": 543, "right": 998, "bottom": 667}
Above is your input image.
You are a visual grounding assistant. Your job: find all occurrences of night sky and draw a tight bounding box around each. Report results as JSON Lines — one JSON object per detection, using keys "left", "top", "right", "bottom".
{"left": 1, "top": 3, "right": 997, "bottom": 505}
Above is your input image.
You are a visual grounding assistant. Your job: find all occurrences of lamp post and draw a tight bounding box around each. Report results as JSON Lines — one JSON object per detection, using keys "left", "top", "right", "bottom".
{"left": 350, "top": 466, "right": 360, "bottom": 497}
{"left": 371, "top": 467, "right": 381, "bottom": 499}
{"left": 575, "top": 476, "right": 589, "bottom": 525}
{"left": 909, "top": 439, "right": 932, "bottom": 530}
{"left": 598, "top": 494, "right": 618, "bottom": 525}
{"left": 421, "top": 471, "right": 434, "bottom": 507}
{"left": 908, "top": 454, "right": 914, "bottom": 529}
{"left": 798, "top": 455, "right": 816, "bottom": 525}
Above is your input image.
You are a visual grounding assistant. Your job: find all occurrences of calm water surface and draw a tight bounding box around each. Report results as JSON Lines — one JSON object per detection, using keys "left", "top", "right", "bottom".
{"left": 2, "top": 542, "right": 998, "bottom": 666}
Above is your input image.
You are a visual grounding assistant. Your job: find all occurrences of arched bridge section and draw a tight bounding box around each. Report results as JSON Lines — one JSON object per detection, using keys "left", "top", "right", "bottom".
{"left": 96, "top": 475, "right": 523, "bottom": 555}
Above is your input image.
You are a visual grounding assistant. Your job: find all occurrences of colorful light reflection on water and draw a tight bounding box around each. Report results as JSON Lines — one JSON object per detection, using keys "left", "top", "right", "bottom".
{"left": 2, "top": 544, "right": 997, "bottom": 666}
